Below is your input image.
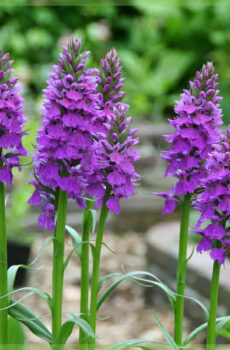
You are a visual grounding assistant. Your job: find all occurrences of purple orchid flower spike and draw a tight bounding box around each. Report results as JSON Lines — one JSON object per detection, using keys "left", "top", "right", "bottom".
{"left": 85, "top": 48, "right": 140, "bottom": 215}
{"left": 155, "top": 61, "right": 223, "bottom": 214}
{"left": 0, "top": 48, "right": 27, "bottom": 184}
{"left": 28, "top": 38, "right": 103, "bottom": 230}
{"left": 193, "top": 130, "right": 230, "bottom": 265}
{"left": 98, "top": 48, "right": 126, "bottom": 108}
{"left": 86, "top": 104, "right": 140, "bottom": 215}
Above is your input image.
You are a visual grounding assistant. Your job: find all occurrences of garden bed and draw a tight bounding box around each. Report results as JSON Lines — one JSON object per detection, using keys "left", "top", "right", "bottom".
{"left": 14, "top": 230, "right": 192, "bottom": 345}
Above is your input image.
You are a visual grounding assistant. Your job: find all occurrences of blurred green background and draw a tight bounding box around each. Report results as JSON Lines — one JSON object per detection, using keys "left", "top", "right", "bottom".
{"left": 1, "top": 1, "right": 230, "bottom": 239}
{"left": 1, "top": 1, "right": 230, "bottom": 122}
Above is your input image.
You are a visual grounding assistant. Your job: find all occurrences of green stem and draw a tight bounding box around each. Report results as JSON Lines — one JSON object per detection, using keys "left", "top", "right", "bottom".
{"left": 89, "top": 187, "right": 110, "bottom": 348}
{"left": 52, "top": 189, "right": 68, "bottom": 343}
{"left": 206, "top": 260, "right": 220, "bottom": 350}
{"left": 0, "top": 181, "right": 8, "bottom": 346}
{"left": 79, "top": 199, "right": 92, "bottom": 350}
{"left": 174, "top": 193, "right": 191, "bottom": 347}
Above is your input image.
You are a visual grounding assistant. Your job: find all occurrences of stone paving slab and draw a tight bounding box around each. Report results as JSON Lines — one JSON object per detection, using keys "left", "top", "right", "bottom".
{"left": 146, "top": 221, "right": 230, "bottom": 323}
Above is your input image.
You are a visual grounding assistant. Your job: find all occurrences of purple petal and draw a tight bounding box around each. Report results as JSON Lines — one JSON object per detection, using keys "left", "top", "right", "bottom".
{"left": 210, "top": 248, "right": 226, "bottom": 265}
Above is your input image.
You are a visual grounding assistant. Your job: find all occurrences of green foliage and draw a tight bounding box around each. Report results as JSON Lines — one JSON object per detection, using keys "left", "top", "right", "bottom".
{"left": 8, "top": 300, "right": 52, "bottom": 344}
{"left": 218, "top": 319, "right": 230, "bottom": 340}
{"left": 108, "top": 339, "right": 164, "bottom": 350}
{"left": 153, "top": 313, "right": 178, "bottom": 350}
{"left": 7, "top": 316, "right": 26, "bottom": 347}
{"left": 53, "top": 313, "right": 95, "bottom": 347}
{"left": 0, "top": 2, "right": 230, "bottom": 121}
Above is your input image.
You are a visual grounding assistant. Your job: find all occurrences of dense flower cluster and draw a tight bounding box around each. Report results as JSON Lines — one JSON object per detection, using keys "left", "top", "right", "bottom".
{"left": 193, "top": 130, "right": 230, "bottom": 265}
{"left": 29, "top": 43, "right": 139, "bottom": 228}
{"left": 29, "top": 39, "right": 104, "bottom": 230}
{"left": 97, "top": 48, "right": 126, "bottom": 108}
{"left": 86, "top": 49, "right": 140, "bottom": 215}
{"left": 0, "top": 49, "right": 26, "bottom": 185}
{"left": 156, "top": 62, "right": 223, "bottom": 214}
{"left": 87, "top": 105, "right": 140, "bottom": 215}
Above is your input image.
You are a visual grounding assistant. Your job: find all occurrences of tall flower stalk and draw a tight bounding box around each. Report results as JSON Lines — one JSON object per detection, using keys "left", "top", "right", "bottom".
{"left": 28, "top": 39, "right": 103, "bottom": 344}
{"left": 88, "top": 186, "right": 110, "bottom": 346}
{"left": 207, "top": 260, "right": 220, "bottom": 350}
{"left": 78, "top": 198, "right": 92, "bottom": 348}
{"left": 52, "top": 189, "right": 68, "bottom": 340}
{"left": 0, "top": 49, "right": 27, "bottom": 345}
{"left": 154, "top": 62, "right": 223, "bottom": 346}
{"left": 87, "top": 49, "right": 140, "bottom": 348}
{"left": 174, "top": 193, "right": 190, "bottom": 345}
{"left": 0, "top": 180, "right": 7, "bottom": 346}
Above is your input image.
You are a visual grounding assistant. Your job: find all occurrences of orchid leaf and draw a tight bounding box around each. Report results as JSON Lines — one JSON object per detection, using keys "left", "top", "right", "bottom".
{"left": 153, "top": 313, "right": 178, "bottom": 350}
{"left": 97, "top": 271, "right": 164, "bottom": 311}
{"left": 8, "top": 299, "right": 52, "bottom": 344}
{"left": 66, "top": 225, "right": 82, "bottom": 260}
{"left": 63, "top": 248, "right": 75, "bottom": 271}
{"left": 7, "top": 237, "right": 54, "bottom": 301}
{"left": 53, "top": 313, "right": 95, "bottom": 347}
{"left": 7, "top": 316, "right": 26, "bottom": 348}
{"left": 83, "top": 208, "right": 97, "bottom": 233}
{"left": 183, "top": 315, "right": 230, "bottom": 346}
{"left": 108, "top": 339, "right": 165, "bottom": 350}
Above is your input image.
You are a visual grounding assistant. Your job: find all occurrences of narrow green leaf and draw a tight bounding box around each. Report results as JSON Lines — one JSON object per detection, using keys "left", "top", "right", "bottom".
{"left": 183, "top": 315, "right": 230, "bottom": 346}
{"left": 83, "top": 208, "right": 97, "bottom": 233}
{"left": 186, "top": 247, "right": 195, "bottom": 263}
{"left": 89, "top": 208, "right": 97, "bottom": 233}
{"left": 54, "top": 313, "right": 95, "bottom": 346}
{"left": 108, "top": 339, "right": 165, "bottom": 350}
{"left": 153, "top": 313, "right": 178, "bottom": 350}
{"left": 7, "top": 315, "right": 26, "bottom": 347}
{"left": 8, "top": 299, "right": 52, "bottom": 344}
{"left": 131, "top": 276, "right": 176, "bottom": 311}
{"left": 66, "top": 225, "right": 82, "bottom": 260}
{"left": 90, "top": 242, "right": 96, "bottom": 261}
{"left": 97, "top": 271, "right": 163, "bottom": 311}
{"left": 63, "top": 248, "right": 75, "bottom": 271}
{"left": 66, "top": 312, "right": 96, "bottom": 338}
{"left": 2, "top": 287, "right": 52, "bottom": 312}
{"left": 102, "top": 241, "right": 117, "bottom": 255}
{"left": 183, "top": 322, "right": 208, "bottom": 346}
{"left": 216, "top": 315, "right": 230, "bottom": 334}
{"left": 218, "top": 317, "right": 230, "bottom": 339}
{"left": 98, "top": 272, "right": 122, "bottom": 292}
{"left": 7, "top": 237, "right": 54, "bottom": 303}
{"left": 7, "top": 265, "right": 34, "bottom": 304}
{"left": 183, "top": 294, "right": 209, "bottom": 321}
{"left": 28, "top": 236, "right": 54, "bottom": 266}
{"left": 53, "top": 321, "right": 74, "bottom": 347}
